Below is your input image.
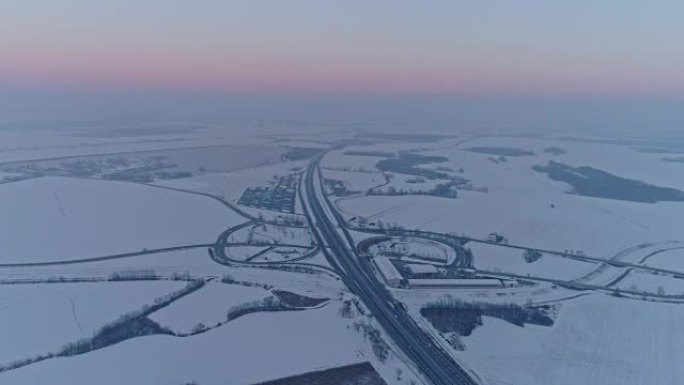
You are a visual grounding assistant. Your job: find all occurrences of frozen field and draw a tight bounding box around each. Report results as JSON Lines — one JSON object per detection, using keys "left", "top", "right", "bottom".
{"left": 155, "top": 160, "right": 308, "bottom": 203}
{"left": 0, "top": 127, "right": 277, "bottom": 165}
{"left": 321, "top": 150, "right": 388, "bottom": 172}
{"left": 332, "top": 137, "right": 684, "bottom": 260}
{"left": 0, "top": 303, "right": 401, "bottom": 385}
{"left": 426, "top": 135, "right": 684, "bottom": 192}
{"left": 640, "top": 246, "right": 684, "bottom": 271}
{"left": 149, "top": 282, "right": 274, "bottom": 334}
{"left": 339, "top": 186, "right": 684, "bottom": 260}
{"left": 456, "top": 294, "right": 684, "bottom": 385}
{"left": 0, "top": 280, "right": 184, "bottom": 365}
{"left": 4, "top": 131, "right": 684, "bottom": 385}
{"left": 321, "top": 168, "right": 384, "bottom": 194}
{"left": 614, "top": 271, "right": 684, "bottom": 296}
{"left": 469, "top": 243, "right": 597, "bottom": 281}
{"left": 0, "top": 177, "right": 244, "bottom": 263}
{"left": 225, "top": 245, "right": 270, "bottom": 261}
{"left": 228, "top": 224, "right": 314, "bottom": 246}
{"left": 0, "top": 248, "right": 347, "bottom": 299}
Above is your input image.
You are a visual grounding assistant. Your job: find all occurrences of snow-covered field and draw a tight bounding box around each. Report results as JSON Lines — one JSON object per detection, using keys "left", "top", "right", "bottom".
{"left": 641, "top": 246, "right": 684, "bottom": 271}
{"left": 225, "top": 245, "right": 270, "bottom": 262}
{"left": 0, "top": 302, "right": 419, "bottom": 385}
{"left": 321, "top": 150, "right": 387, "bottom": 172}
{"left": 338, "top": 174, "right": 684, "bottom": 260}
{"left": 0, "top": 177, "right": 244, "bottom": 263}
{"left": 331, "top": 137, "right": 684, "bottom": 262}
{"left": 0, "top": 281, "right": 184, "bottom": 365}
{"left": 469, "top": 243, "right": 598, "bottom": 281}
{"left": 368, "top": 238, "right": 454, "bottom": 264}
{"left": 0, "top": 127, "right": 281, "bottom": 165}
{"left": 0, "top": 248, "right": 347, "bottom": 298}
{"left": 456, "top": 294, "right": 684, "bottom": 385}
{"left": 247, "top": 246, "right": 314, "bottom": 263}
{"left": 155, "top": 160, "right": 308, "bottom": 211}
{"left": 149, "top": 282, "right": 274, "bottom": 334}
{"left": 228, "top": 224, "right": 314, "bottom": 247}
{"left": 5, "top": 130, "right": 684, "bottom": 385}
{"left": 614, "top": 271, "right": 684, "bottom": 296}
{"left": 321, "top": 168, "right": 384, "bottom": 193}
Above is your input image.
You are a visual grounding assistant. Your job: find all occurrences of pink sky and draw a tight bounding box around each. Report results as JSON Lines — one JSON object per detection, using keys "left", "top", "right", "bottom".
{"left": 1, "top": 1, "right": 683, "bottom": 96}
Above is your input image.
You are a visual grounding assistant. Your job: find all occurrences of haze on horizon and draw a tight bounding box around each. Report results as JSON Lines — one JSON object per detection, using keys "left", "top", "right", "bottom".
{"left": 1, "top": 0, "right": 683, "bottom": 133}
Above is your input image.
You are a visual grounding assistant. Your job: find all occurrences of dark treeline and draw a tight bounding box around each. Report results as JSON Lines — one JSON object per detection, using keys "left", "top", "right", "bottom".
{"left": 534, "top": 161, "right": 684, "bottom": 203}
{"left": 376, "top": 153, "right": 450, "bottom": 180}
{"left": 421, "top": 299, "right": 554, "bottom": 336}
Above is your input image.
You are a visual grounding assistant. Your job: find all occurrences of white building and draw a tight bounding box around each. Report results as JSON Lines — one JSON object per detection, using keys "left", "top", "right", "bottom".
{"left": 373, "top": 256, "right": 404, "bottom": 288}
{"left": 407, "top": 278, "right": 505, "bottom": 289}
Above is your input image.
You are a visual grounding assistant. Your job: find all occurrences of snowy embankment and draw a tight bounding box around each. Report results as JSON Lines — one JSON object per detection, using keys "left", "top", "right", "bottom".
{"left": 0, "top": 177, "right": 244, "bottom": 263}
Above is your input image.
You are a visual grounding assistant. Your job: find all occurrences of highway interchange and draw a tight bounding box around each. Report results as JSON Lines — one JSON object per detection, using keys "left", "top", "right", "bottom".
{"left": 300, "top": 152, "right": 480, "bottom": 385}
{"left": 5, "top": 146, "right": 684, "bottom": 385}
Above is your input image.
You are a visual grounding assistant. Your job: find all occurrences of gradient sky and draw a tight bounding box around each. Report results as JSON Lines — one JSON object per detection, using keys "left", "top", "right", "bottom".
{"left": 1, "top": 0, "right": 683, "bottom": 96}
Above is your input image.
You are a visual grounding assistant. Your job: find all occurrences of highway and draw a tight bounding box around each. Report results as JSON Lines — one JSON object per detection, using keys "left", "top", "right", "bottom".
{"left": 301, "top": 153, "right": 479, "bottom": 385}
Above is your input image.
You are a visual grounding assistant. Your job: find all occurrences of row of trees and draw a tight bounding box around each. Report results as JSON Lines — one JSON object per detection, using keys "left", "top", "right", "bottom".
{"left": 353, "top": 321, "right": 390, "bottom": 363}
{"left": 367, "top": 183, "right": 458, "bottom": 198}
{"left": 421, "top": 298, "right": 554, "bottom": 336}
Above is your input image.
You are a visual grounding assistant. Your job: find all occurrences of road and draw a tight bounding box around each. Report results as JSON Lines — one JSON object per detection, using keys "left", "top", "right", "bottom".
{"left": 301, "top": 153, "right": 480, "bottom": 385}
{"left": 0, "top": 243, "right": 214, "bottom": 268}
{"left": 212, "top": 221, "right": 339, "bottom": 277}
{"left": 346, "top": 226, "right": 684, "bottom": 283}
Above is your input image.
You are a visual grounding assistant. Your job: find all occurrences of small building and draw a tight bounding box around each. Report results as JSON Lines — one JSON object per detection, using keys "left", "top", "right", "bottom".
{"left": 373, "top": 256, "right": 404, "bottom": 288}
{"left": 404, "top": 263, "right": 439, "bottom": 277}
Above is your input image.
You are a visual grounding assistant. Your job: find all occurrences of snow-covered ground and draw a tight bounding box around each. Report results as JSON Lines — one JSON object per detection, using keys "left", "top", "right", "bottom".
{"left": 333, "top": 137, "right": 684, "bottom": 261}
{"left": 149, "top": 282, "right": 274, "bottom": 334}
{"left": 614, "top": 271, "right": 684, "bottom": 296}
{"left": 0, "top": 127, "right": 280, "bottom": 165}
{"left": 456, "top": 294, "right": 684, "bottom": 385}
{"left": 424, "top": 135, "right": 684, "bottom": 191}
{"left": 321, "top": 168, "right": 384, "bottom": 193}
{"left": 155, "top": 160, "right": 308, "bottom": 203}
{"left": 0, "top": 248, "right": 347, "bottom": 299}
{"left": 469, "top": 243, "right": 598, "bottom": 281}
{"left": 338, "top": 181, "right": 684, "bottom": 260}
{"left": 367, "top": 238, "right": 453, "bottom": 264}
{"left": 225, "top": 245, "right": 270, "bottom": 262}
{"left": 228, "top": 224, "right": 314, "bottom": 247}
{"left": 248, "top": 246, "right": 314, "bottom": 263}
{"left": 641, "top": 246, "right": 684, "bottom": 271}
{"left": 5, "top": 131, "right": 684, "bottom": 385}
{"left": 321, "top": 150, "right": 387, "bottom": 172}
{"left": 0, "top": 280, "right": 184, "bottom": 365}
{"left": 0, "top": 177, "right": 244, "bottom": 263}
{"left": 0, "top": 302, "right": 420, "bottom": 385}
